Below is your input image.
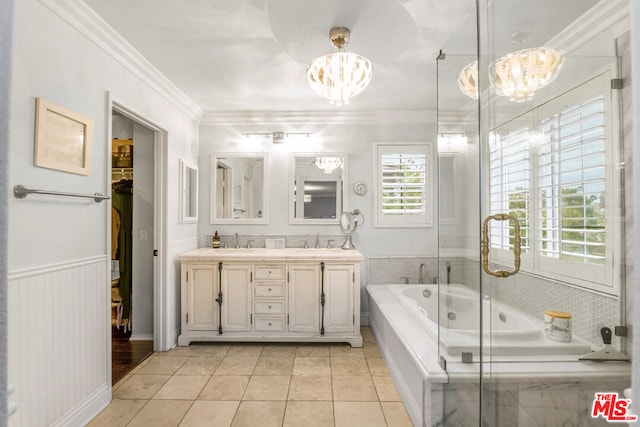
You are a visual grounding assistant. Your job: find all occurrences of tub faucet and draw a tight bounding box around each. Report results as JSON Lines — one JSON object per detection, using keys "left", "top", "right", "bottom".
{"left": 234, "top": 232, "right": 240, "bottom": 249}
{"left": 418, "top": 263, "right": 430, "bottom": 284}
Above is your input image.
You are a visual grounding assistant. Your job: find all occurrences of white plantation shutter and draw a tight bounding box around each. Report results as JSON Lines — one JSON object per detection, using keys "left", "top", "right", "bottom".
{"left": 537, "top": 94, "right": 606, "bottom": 265}
{"left": 489, "top": 128, "right": 531, "bottom": 254}
{"left": 375, "top": 143, "right": 433, "bottom": 227}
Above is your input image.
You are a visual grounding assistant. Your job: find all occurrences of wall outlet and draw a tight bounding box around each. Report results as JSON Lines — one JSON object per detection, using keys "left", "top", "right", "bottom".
{"left": 139, "top": 229, "right": 147, "bottom": 241}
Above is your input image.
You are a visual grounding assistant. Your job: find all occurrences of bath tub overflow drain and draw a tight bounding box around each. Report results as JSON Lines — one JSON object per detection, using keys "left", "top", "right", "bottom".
{"left": 422, "top": 289, "right": 432, "bottom": 298}
{"left": 447, "top": 312, "right": 456, "bottom": 321}
{"left": 499, "top": 312, "right": 507, "bottom": 322}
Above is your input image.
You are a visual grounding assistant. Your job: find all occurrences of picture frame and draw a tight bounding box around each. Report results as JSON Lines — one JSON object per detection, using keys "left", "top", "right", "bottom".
{"left": 34, "top": 98, "right": 94, "bottom": 176}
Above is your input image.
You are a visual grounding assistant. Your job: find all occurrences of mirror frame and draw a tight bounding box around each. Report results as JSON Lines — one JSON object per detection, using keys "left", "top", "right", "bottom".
{"left": 209, "top": 152, "right": 269, "bottom": 225}
{"left": 289, "top": 152, "right": 348, "bottom": 225}
{"left": 179, "top": 158, "right": 198, "bottom": 224}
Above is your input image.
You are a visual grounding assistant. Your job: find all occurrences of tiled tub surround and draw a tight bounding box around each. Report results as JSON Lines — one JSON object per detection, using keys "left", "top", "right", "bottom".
{"left": 90, "top": 328, "right": 413, "bottom": 427}
{"left": 367, "top": 284, "right": 631, "bottom": 427}
{"left": 440, "top": 257, "right": 623, "bottom": 351}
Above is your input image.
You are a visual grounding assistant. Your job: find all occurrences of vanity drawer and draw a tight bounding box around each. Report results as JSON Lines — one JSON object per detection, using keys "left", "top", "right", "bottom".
{"left": 254, "top": 265, "right": 285, "bottom": 280}
{"left": 254, "top": 316, "right": 286, "bottom": 332}
{"left": 255, "top": 283, "right": 285, "bottom": 297}
{"left": 254, "top": 299, "right": 286, "bottom": 315}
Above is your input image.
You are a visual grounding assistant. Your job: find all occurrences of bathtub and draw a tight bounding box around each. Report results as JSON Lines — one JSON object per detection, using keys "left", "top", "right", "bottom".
{"left": 388, "top": 284, "right": 592, "bottom": 358}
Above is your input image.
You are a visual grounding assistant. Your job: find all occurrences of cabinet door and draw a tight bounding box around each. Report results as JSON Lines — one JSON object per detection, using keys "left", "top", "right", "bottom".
{"left": 323, "top": 264, "right": 354, "bottom": 334}
{"left": 187, "top": 264, "right": 218, "bottom": 331}
{"left": 221, "top": 264, "right": 252, "bottom": 332}
{"left": 288, "top": 264, "right": 321, "bottom": 333}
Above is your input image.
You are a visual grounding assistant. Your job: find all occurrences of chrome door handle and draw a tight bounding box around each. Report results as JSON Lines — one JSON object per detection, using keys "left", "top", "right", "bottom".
{"left": 481, "top": 213, "right": 521, "bottom": 278}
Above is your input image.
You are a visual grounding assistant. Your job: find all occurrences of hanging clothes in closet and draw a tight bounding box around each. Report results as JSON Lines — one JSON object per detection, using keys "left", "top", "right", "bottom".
{"left": 112, "top": 178, "right": 133, "bottom": 331}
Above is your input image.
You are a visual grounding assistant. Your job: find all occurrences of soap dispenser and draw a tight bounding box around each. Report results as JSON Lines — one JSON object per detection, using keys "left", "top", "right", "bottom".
{"left": 212, "top": 231, "right": 220, "bottom": 249}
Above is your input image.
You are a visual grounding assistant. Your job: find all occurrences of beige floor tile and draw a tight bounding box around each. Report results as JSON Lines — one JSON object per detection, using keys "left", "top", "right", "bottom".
{"left": 179, "top": 400, "right": 239, "bottom": 427}
{"left": 129, "top": 354, "right": 157, "bottom": 375}
{"left": 361, "top": 326, "right": 374, "bottom": 341}
{"left": 283, "top": 401, "right": 334, "bottom": 427}
{"left": 113, "top": 374, "right": 170, "bottom": 399}
{"left": 253, "top": 356, "right": 294, "bottom": 375}
{"left": 363, "top": 344, "right": 382, "bottom": 357}
{"left": 175, "top": 356, "right": 223, "bottom": 375}
{"left": 156, "top": 346, "right": 197, "bottom": 357}
{"left": 332, "top": 376, "right": 378, "bottom": 401}
{"left": 231, "top": 401, "right": 286, "bottom": 427}
{"left": 292, "top": 357, "right": 331, "bottom": 376}
{"left": 288, "top": 375, "right": 333, "bottom": 401}
{"left": 381, "top": 402, "right": 413, "bottom": 427}
{"left": 330, "top": 344, "right": 365, "bottom": 357}
{"left": 87, "top": 398, "right": 146, "bottom": 426}
{"left": 242, "top": 375, "right": 290, "bottom": 400}
{"left": 227, "top": 344, "right": 264, "bottom": 357}
{"left": 331, "top": 357, "right": 370, "bottom": 376}
{"left": 136, "top": 356, "right": 188, "bottom": 375}
{"left": 260, "top": 344, "right": 297, "bottom": 357}
{"left": 214, "top": 356, "right": 259, "bottom": 375}
{"left": 153, "top": 375, "right": 210, "bottom": 400}
{"left": 366, "top": 357, "right": 390, "bottom": 376}
{"left": 190, "top": 343, "right": 231, "bottom": 357}
{"left": 334, "top": 401, "right": 387, "bottom": 427}
{"left": 127, "top": 399, "right": 192, "bottom": 427}
{"left": 199, "top": 376, "right": 250, "bottom": 400}
{"left": 296, "top": 344, "right": 330, "bottom": 357}
{"left": 372, "top": 376, "right": 402, "bottom": 401}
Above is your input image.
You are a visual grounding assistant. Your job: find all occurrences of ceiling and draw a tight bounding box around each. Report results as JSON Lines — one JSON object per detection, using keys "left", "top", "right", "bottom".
{"left": 83, "top": 0, "right": 475, "bottom": 114}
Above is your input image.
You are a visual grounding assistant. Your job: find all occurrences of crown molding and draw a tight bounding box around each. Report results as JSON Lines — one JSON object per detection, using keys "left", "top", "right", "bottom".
{"left": 38, "top": 0, "right": 203, "bottom": 122}
{"left": 200, "top": 110, "right": 436, "bottom": 126}
{"left": 548, "top": 0, "right": 630, "bottom": 53}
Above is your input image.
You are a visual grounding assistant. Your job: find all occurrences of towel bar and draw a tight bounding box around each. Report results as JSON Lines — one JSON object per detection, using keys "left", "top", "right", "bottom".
{"left": 13, "top": 185, "right": 110, "bottom": 203}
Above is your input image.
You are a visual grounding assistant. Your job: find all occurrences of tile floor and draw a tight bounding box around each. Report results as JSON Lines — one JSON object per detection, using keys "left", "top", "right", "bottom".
{"left": 89, "top": 327, "right": 413, "bottom": 427}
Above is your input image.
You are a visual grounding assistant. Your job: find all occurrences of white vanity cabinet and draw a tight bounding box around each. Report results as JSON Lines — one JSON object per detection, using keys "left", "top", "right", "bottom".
{"left": 177, "top": 248, "right": 362, "bottom": 347}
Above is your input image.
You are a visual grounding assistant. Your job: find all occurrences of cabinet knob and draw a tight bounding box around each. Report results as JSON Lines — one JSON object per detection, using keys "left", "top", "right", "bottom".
{"left": 268, "top": 288, "right": 271, "bottom": 291}
{"left": 268, "top": 305, "right": 272, "bottom": 309}
{"left": 268, "top": 322, "right": 272, "bottom": 326}
{"left": 268, "top": 270, "right": 272, "bottom": 274}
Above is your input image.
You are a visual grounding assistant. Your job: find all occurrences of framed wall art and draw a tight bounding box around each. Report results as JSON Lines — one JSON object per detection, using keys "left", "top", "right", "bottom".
{"left": 34, "top": 97, "right": 94, "bottom": 175}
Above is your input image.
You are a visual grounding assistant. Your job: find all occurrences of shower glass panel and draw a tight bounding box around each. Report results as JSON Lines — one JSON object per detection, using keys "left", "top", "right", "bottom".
{"left": 439, "top": 0, "right": 631, "bottom": 424}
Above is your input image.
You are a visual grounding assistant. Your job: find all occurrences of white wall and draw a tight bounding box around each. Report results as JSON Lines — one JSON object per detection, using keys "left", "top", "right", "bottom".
{"left": 7, "top": 0, "right": 200, "bottom": 425}
{"left": 198, "top": 120, "right": 439, "bottom": 259}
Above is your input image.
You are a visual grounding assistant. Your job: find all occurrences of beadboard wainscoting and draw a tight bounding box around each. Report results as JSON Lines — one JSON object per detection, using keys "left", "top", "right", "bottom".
{"left": 8, "top": 255, "right": 110, "bottom": 427}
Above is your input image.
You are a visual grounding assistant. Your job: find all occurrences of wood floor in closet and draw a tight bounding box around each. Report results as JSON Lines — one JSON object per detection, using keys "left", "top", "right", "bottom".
{"left": 112, "top": 339, "right": 154, "bottom": 385}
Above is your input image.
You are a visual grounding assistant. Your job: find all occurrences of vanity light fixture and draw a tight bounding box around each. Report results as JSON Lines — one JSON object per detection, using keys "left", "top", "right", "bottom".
{"left": 315, "top": 157, "right": 343, "bottom": 174}
{"left": 458, "top": 61, "right": 478, "bottom": 100}
{"left": 242, "top": 132, "right": 311, "bottom": 144}
{"left": 306, "top": 27, "right": 373, "bottom": 106}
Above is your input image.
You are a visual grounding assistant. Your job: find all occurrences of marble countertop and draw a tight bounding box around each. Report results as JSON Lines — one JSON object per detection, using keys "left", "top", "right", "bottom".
{"left": 178, "top": 247, "right": 363, "bottom": 262}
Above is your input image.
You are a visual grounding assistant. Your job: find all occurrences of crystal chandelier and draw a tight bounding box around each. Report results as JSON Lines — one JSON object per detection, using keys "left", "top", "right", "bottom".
{"left": 457, "top": 61, "right": 478, "bottom": 100}
{"left": 457, "top": 47, "right": 563, "bottom": 103}
{"left": 315, "top": 157, "right": 342, "bottom": 174}
{"left": 490, "top": 47, "right": 563, "bottom": 103}
{"left": 306, "top": 27, "right": 373, "bottom": 106}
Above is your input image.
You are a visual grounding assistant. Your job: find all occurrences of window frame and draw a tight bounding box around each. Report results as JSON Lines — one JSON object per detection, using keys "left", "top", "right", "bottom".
{"left": 486, "top": 73, "right": 620, "bottom": 295}
{"left": 374, "top": 142, "right": 434, "bottom": 228}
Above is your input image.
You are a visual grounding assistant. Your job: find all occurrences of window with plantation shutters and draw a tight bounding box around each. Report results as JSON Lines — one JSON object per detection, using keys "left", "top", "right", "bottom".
{"left": 375, "top": 143, "right": 433, "bottom": 227}
{"left": 486, "top": 74, "right": 616, "bottom": 292}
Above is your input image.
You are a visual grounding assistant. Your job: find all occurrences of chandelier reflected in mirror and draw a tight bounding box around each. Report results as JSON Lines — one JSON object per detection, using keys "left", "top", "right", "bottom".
{"left": 306, "top": 27, "right": 373, "bottom": 106}
{"left": 457, "top": 47, "right": 563, "bottom": 103}
{"left": 315, "top": 157, "right": 343, "bottom": 174}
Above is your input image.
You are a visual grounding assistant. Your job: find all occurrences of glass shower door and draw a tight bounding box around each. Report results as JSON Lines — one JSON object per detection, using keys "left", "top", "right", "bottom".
{"left": 439, "top": 0, "right": 631, "bottom": 425}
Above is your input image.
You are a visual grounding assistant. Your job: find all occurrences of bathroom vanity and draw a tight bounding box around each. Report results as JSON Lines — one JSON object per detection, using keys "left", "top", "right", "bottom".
{"left": 177, "top": 248, "right": 363, "bottom": 347}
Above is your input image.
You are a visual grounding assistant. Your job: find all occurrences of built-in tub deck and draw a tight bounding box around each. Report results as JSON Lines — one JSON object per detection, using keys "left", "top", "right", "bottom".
{"left": 366, "top": 284, "right": 631, "bottom": 426}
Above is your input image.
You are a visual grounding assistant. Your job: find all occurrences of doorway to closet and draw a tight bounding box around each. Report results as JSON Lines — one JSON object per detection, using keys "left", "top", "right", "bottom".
{"left": 110, "top": 110, "right": 156, "bottom": 384}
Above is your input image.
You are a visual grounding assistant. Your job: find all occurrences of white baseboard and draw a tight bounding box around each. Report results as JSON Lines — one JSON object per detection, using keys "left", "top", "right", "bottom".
{"left": 129, "top": 334, "right": 154, "bottom": 341}
{"left": 51, "top": 382, "right": 110, "bottom": 427}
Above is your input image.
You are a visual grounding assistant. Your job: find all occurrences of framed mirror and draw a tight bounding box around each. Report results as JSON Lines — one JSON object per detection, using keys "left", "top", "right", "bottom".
{"left": 289, "top": 153, "right": 347, "bottom": 224}
{"left": 179, "top": 159, "right": 198, "bottom": 223}
{"left": 210, "top": 153, "right": 268, "bottom": 224}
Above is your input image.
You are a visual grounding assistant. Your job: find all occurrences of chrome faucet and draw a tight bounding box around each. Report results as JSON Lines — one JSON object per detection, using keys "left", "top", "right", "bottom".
{"left": 246, "top": 240, "right": 254, "bottom": 249}
{"left": 418, "top": 263, "right": 430, "bottom": 284}
{"left": 315, "top": 232, "right": 320, "bottom": 249}
{"left": 234, "top": 232, "right": 240, "bottom": 249}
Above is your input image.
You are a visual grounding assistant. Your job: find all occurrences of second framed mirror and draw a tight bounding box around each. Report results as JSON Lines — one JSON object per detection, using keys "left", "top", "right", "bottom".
{"left": 289, "top": 153, "right": 347, "bottom": 224}
{"left": 210, "top": 153, "right": 269, "bottom": 224}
